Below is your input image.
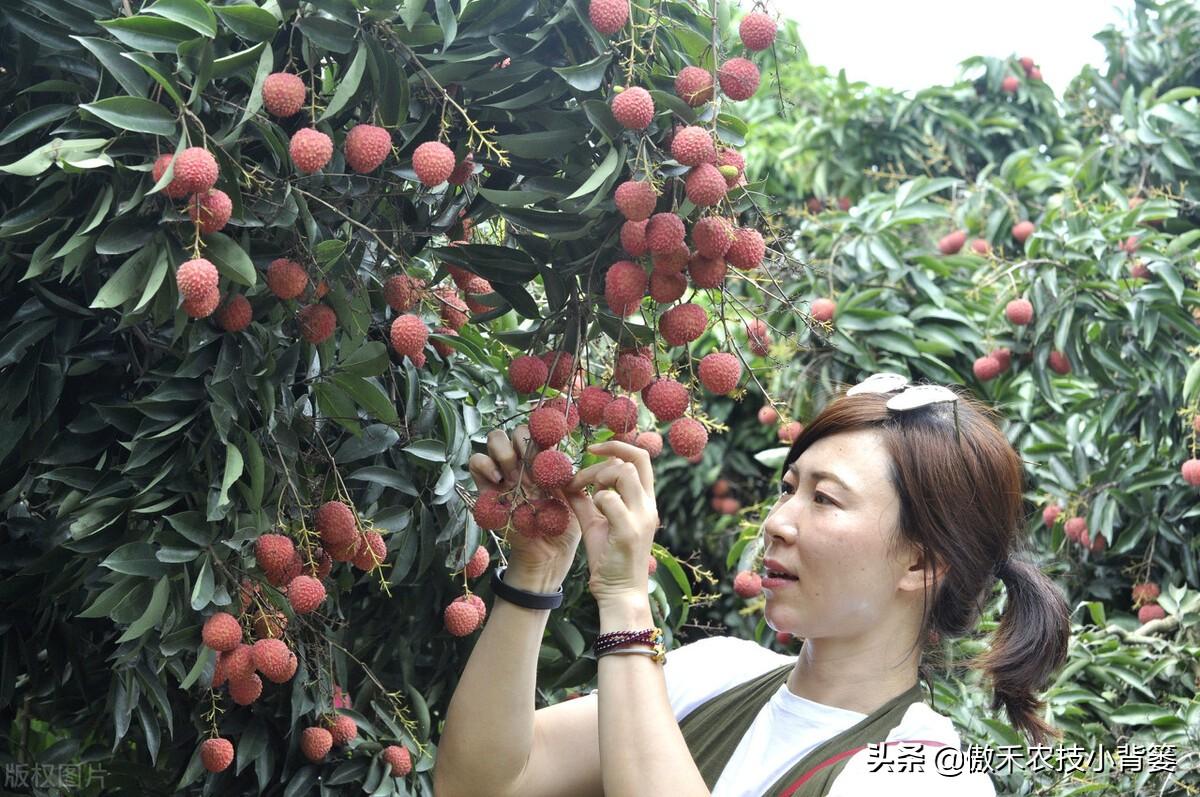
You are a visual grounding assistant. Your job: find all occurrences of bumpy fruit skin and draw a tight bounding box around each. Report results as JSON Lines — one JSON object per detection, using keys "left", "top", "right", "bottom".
{"left": 642, "top": 379, "right": 686, "bottom": 421}
{"left": 539, "top": 351, "right": 575, "bottom": 390}
{"left": 288, "top": 575, "right": 326, "bottom": 614}
{"left": 447, "top": 152, "right": 475, "bottom": 186}
{"left": 267, "top": 258, "right": 308, "bottom": 300}
{"left": 412, "top": 141, "right": 456, "bottom": 187}
{"left": 262, "top": 72, "right": 306, "bottom": 117}
{"left": 687, "top": 255, "right": 725, "bottom": 290}
{"left": 659, "top": 302, "right": 707, "bottom": 347}
{"left": 692, "top": 216, "right": 734, "bottom": 258}
{"left": 653, "top": 244, "right": 690, "bottom": 273}
{"left": 1012, "top": 220, "right": 1036, "bottom": 243}
{"left": 579, "top": 386, "right": 613, "bottom": 426}
{"left": 990, "top": 347, "right": 1012, "bottom": 372}
{"left": 1002, "top": 76, "right": 1020, "bottom": 93}
{"left": 650, "top": 268, "right": 687, "bottom": 303}
{"left": 778, "top": 421, "right": 803, "bottom": 443}
{"left": 758, "top": 405, "right": 778, "bottom": 425}
{"left": 1182, "top": 458, "right": 1200, "bottom": 486}
{"left": 316, "top": 501, "right": 358, "bottom": 548}
{"left": 738, "top": 11, "right": 777, "bottom": 51}
{"left": 698, "top": 352, "right": 741, "bottom": 394}
{"left": 726, "top": 227, "right": 765, "bottom": 270}
{"left": 1137, "top": 603, "right": 1165, "bottom": 623}
{"left": 344, "top": 124, "right": 392, "bottom": 174}
{"left": 546, "top": 396, "right": 579, "bottom": 431}
{"left": 389, "top": 314, "right": 429, "bottom": 359}
{"left": 464, "top": 545, "right": 490, "bottom": 579}
{"left": 685, "top": 163, "right": 727, "bottom": 207}
{"left": 810, "top": 298, "right": 836, "bottom": 323}
{"left": 605, "top": 260, "right": 648, "bottom": 317}
{"left": 670, "top": 126, "right": 717, "bottom": 167}
{"left": 611, "top": 86, "right": 655, "bottom": 130}
{"left": 290, "top": 128, "right": 333, "bottom": 174}
{"left": 602, "top": 396, "right": 638, "bottom": 434}
{"left": 384, "top": 274, "right": 425, "bottom": 311}
{"left": 669, "top": 417, "right": 708, "bottom": 458}
{"left": 614, "top": 180, "right": 657, "bottom": 221}
{"left": 444, "top": 599, "right": 481, "bottom": 636}
{"left": 228, "top": 673, "right": 263, "bottom": 705}
{"left": 614, "top": 353, "right": 654, "bottom": 392}
{"left": 588, "top": 0, "right": 629, "bottom": 35}
{"left": 463, "top": 276, "right": 493, "bottom": 314}
{"left": 716, "top": 148, "right": 746, "bottom": 186}
{"left": 255, "top": 533, "right": 296, "bottom": 577}
{"left": 1131, "top": 581, "right": 1160, "bottom": 606}
{"left": 202, "top": 612, "right": 242, "bottom": 652}
{"left": 621, "top": 220, "right": 649, "bottom": 257}
{"left": 328, "top": 714, "right": 358, "bottom": 746}
{"left": 383, "top": 745, "right": 413, "bottom": 777}
{"left": 675, "top": 66, "right": 714, "bottom": 106}
{"left": 1041, "top": 504, "right": 1061, "bottom": 529}
{"left": 529, "top": 406, "right": 569, "bottom": 450}
{"left": 645, "top": 213, "right": 686, "bottom": 254}
{"left": 188, "top": 189, "right": 233, "bottom": 234}
{"left": 973, "top": 355, "right": 1002, "bottom": 381}
{"left": 1005, "top": 299, "right": 1034, "bottom": 325}
{"left": 180, "top": 284, "right": 217, "bottom": 316}
{"left": 938, "top": 230, "right": 967, "bottom": 254}
{"left": 222, "top": 643, "right": 256, "bottom": 681}
{"left": 175, "top": 147, "right": 219, "bottom": 193}
{"left": 352, "top": 531, "right": 386, "bottom": 571}
{"left": 473, "top": 490, "right": 512, "bottom": 530}
{"left": 532, "top": 450, "right": 574, "bottom": 490}
{"left": 1064, "top": 516, "right": 1087, "bottom": 542}
{"left": 508, "top": 354, "right": 549, "bottom": 393}
{"left": 176, "top": 258, "right": 219, "bottom": 301}
{"left": 635, "top": 431, "right": 663, "bottom": 458}
{"left": 745, "top": 319, "right": 770, "bottom": 355}
{"left": 733, "top": 570, "right": 762, "bottom": 598}
{"left": 253, "top": 638, "right": 295, "bottom": 682}
{"left": 298, "top": 304, "right": 336, "bottom": 344}
{"left": 534, "top": 498, "right": 571, "bottom": 537}
{"left": 718, "top": 58, "right": 761, "bottom": 101}
{"left": 151, "top": 153, "right": 190, "bottom": 199}
{"left": 301, "top": 727, "right": 334, "bottom": 763}
{"left": 201, "top": 738, "right": 235, "bottom": 773}
{"left": 434, "top": 284, "right": 469, "bottom": 330}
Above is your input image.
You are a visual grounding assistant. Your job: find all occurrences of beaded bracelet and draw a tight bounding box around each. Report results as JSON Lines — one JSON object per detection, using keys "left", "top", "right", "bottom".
{"left": 594, "top": 627, "right": 662, "bottom": 654}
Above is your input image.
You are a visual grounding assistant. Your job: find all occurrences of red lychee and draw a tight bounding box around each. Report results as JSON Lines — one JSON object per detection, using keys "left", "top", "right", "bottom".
{"left": 778, "top": 421, "right": 803, "bottom": 443}
{"left": 447, "top": 152, "right": 475, "bottom": 186}
{"left": 532, "top": 450, "right": 574, "bottom": 490}
{"left": 1130, "top": 260, "right": 1151, "bottom": 280}
{"left": 1012, "top": 220, "right": 1035, "bottom": 243}
{"left": 473, "top": 490, "right": 513, "bottom": 531}
{"left": 255, "top": 533, "right": 296, "bottom": 576}
{"left": 614, "top": 180, "right": 657, "bottom": 221}
{"left": 669, "top": 417, "right": 708, "bottom": 458}
{"left": 462, "top": 276, "right": 493, "bottom": 314}
{"left": 1182, "top": 458, "right": 1200, "bottom": 486}
{"left": 227, "top": 673, "right": 262, "bottom": 705}
{"left": 534, "top": 498, "right": 571, "bottom": 537}
{"left": 739, "top": 12, "right": 777, "bottom": 51}
{"left": 290, "top": 128, "right": 333, "bottom": 174}
{"left": 315, "top": 500, "right": 357, "bottom": 548}
{"left": 383, "top": 745, "right": 413, "bottom": 777}
{"left": 745, "top": 319, "right": 770, "bottom": 355}
{"left": 603, "top": 396, "right": 639, "bottom": 434}
{"left": 973, "top": 355, "right": 1002, "bottom": 381}
{"left": 301, "top": 727, "right": 333, "bottom": 763}
{"left": 328, "top": 714, "right": 358, "bottom": 746}
{"left": 352, "top": 531, "right": 386, "bottom": 571}
{"left": 650, "top": 268, "right": 688, "bottom": 303}
{"left": 1042, "top": 504, "right": 1061, "bottom": 528}
{"left": 1002, "top": 76, "right": 1020, "bottom": 93}
{"left": 444, "top": 598, "right": 481, "bottom": 636}
{"left": 659, "top": 302, "right": 708, "bottom": 347}
{"left": 938, "top": 230, "right": 967, "bottom": 254}
{"left": 1005, "top": 299, "right": 1033, "bottom": 325}
{"left": 612, "top": 86, "right": 655, "bottom": 130}
{"left": 692, "top": 216, "right": 734, "bottom": 258}
{"left": 588, "top": 0, "right": 629, "bottom": 36}
{"left": 176, "top": 258, "right": 219, "bottom": 301}
{"left": 151, "top": 153, "right": 189, "bottom": 199}
{"left": 187, "top": 189, "right": 233, "bottom": 234}
{"left": 389, "top": 313, "right": 430, "bottom": 359}
{"left": 688, "top": 254, "right": 726, "bottom": 289}
{"left": 529, "top": 406, "right": 569, "bottom": 449}
{"left": 726, "top": 227, "right": 765, "bottom": 270}
{"left": 252, "top": 637, "right": 297, "bottom": 683}
{"left": 174, "top": 147, "right": 219, "bottom": 194}
{"left": 298, "top": 304, "right": 336, "bottom": 344}
{"left": 202, "top": 612, "right": 242, "bottom": 652}
{"left": 645, "top": 213, "right": 687, "bottom": 254}
{"left": 1131, "top": 582, "right": 1160, "bottom": 606}
{"left": 675, "top": 66, "right": 714, "bottom": 106}
{"left": 262, "top": 72, "right": 306, "bottom": 117}
{"left": 670, "top": 126, "right": 717, "bottom": 167}
{"left": 621, "top": 219, "right": 649, "bottom": 256}
{"left": 201, "top": 738, "right": 235, "bottom": 773}
{"left": 287, "top": 575, "right": 326, "bottom": 614}
{"left": 345, "top": 124, "right": 391, "bottom": 174}
{"left": 970, "top": 238, "right": 992, "bottom": 255}
{"left": 990, "top": 346, "right": 1012, "bottom": 372}
{"left": 614, "top": 353, "right": 654, "bottom": 392}
{"left": 1137, "top": 603, "right": 1165, "bottom": 623}
{"left": 539, "top": 350, "right": 576, "bottom": 390}
{"left": 635, "top": 431, "right": 663, "bottom": 458}
{"left": 579, "top": 386, "right": 614, "bottom": 426}
{"left": 605, "top": 260, "right": 648, "bottom": 316}
{"left": 718, "top": 58, "right": 761, "bottom": 101}
{"left": 384, "top": 274, "right": 425, "bottom": 311}
{"left": 508, "top": 354, "right": 549, "bottom": 393}
{"left": 267, "top": 258, "right": 308, "bottom": 300}
{"left": 465, "top": 545, "right": 490, "bottom": 579}
{"left": 653, "top": 244, "right": 690, "bottom": 273}
{"left": 1048, "top": 350, "right": 1071, "bottom": 375}
{"left": 716, "top": 148, "right": 746, "bottom": 187}
{"left": 698, "top": 352, "right": 741, "bottom": 394}
{"left": 685, "top": 163, "right": 727, "bottom": 207}
{"left": 221, "top": 643, "right": 256, "bottom": 681}
{"left": 546, "top": 396, "right": 580, "bottom": 431}
{"left": 1064, "top": 516, "right": 1087, "bottom": 542}
{"left": 758, "top": 405, "right": 778, "bottom": 425}
{"left": 412, "top": 141, "right": 456, "bottom": 187}
{"left": 733, "top": 570, "right": 762, "bottom": 598}
{"left": 810, "top": 298, "right": 836, "bottom": 323}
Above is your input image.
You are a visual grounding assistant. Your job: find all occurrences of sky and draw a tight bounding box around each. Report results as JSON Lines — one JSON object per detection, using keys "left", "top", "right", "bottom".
{"left": 771, "top": 0, "right": 1135, "bottom": 96}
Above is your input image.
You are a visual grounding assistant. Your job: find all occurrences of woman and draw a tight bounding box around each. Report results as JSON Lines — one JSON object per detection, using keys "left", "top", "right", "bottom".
{"left": 434, "top": 374, "right": 1070, "bottom": 796}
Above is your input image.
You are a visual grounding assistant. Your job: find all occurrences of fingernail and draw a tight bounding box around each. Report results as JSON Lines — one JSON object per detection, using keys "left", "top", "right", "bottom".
{"left": 492, "top": 469, "right": 503, "bottom": 482}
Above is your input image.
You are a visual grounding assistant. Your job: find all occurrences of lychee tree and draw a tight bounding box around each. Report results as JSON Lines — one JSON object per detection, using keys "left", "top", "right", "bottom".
{"left": 0, "top": 0, "right": 806, "bottom": 793}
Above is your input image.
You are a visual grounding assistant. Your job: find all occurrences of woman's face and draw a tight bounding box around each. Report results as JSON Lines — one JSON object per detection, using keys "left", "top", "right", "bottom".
{"left": 760, "top": 428, "right": 925, "bottom": 640}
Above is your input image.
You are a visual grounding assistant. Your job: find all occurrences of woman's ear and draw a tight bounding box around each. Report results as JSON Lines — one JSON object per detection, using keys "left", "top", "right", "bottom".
{"left": 899, "top": 547, "right": 945, "bottom": 593}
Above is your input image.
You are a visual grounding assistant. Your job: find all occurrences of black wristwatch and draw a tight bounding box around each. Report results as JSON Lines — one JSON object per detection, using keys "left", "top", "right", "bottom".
{"left": 491, "top": 565, "right": 564, "bottom": 610}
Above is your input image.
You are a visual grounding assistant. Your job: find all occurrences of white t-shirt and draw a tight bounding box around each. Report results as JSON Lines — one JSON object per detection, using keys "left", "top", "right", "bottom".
{"left": 660, "top": 635, "right": 997, "bottom": 797}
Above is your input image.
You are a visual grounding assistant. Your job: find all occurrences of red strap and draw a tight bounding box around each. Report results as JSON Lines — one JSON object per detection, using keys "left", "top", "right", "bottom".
{"left": 777, "top": 739, "right": 948, "bottom": 797}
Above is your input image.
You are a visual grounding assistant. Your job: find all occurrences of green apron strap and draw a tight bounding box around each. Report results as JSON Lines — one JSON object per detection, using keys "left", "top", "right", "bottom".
{"left": 766, "top": 681, "right": 929, "bottom": 797}
{"left": 678, "top": 663, "right": 794, "bottom": 791}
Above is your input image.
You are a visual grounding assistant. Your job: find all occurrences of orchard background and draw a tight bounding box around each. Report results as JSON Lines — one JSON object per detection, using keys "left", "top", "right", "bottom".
{"left": 0, "top": 0, "right": 1198, "bottom": 794}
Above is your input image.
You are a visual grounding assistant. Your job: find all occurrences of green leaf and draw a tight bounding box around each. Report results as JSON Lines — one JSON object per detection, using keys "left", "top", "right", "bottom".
{"left": 297, "top": 16, "right": 356, "bottom": 53}
{"left": 214, "top": 5, "right": 278, "bottom": 41}
{"left": 314, "top": 239, "right": 347, "bottom": 265}
{"left": 71, "top": 36, "right": 151, "bottom": 97}
{"left": 190, "top": 556, "right": 214, "bottom": 610}
{"left": 91, "top": 247, "right": 155, "bottom": 309}
{"left": 316, "top": 382, "right": 361, "bottom": 436}
{"left": 331, "top": 375, "right": 399, "bottom": 425}
{"left": 435, "top": 0, "right": 457, "bottom": 49}
{"left": 0, "top": 105, "right": 74, "bottom": 147}
{"left": 122, "top": 52, "right": 186, "bottom": 109}
{"left": 553, "top": 52, "right": 612, "bottom": 92}
{"left": 204, "top": 233, "right": 257, "bottom": 287}
{"left": 318, "top": 44, "right": 368, "bottom": 122}
{"left": 180, "top": 647, "right": 214, "bottom": 690}
{"left": 338, "top": 341, "right": 389, "bottom": 377}
{"left": 102, "top": 542, "right": 169, "bottom": 578}
{"left": 565, "top": 146, "right": 622, "bottom": 200}
{"left": 116, "top": 576, "right": 169, "bottom": 643}
{"left": 80, "top": 96, "right": 177, "bottom": 136}
{"left": 335, "top": 424, "right": 399, "bottom": 463}
{"left": 98, "top": 15, "right": 200, "bottom": 53}
{"left": 212, "top": 41, "right": 268, "bottom": 79}
{"left": 143, "top": 0, "right": 217, "bottom": 37}
{"left": 218, "top": 443, "right": 243, "bottom": 510}
{"left": 403, "top": 439, "right": 447, "bottom": 462}
{"left": 1184, "top": 359, "right": 1200, "bottom": 404}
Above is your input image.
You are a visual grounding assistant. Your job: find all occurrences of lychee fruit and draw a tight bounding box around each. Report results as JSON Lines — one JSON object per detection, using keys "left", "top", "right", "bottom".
{"left": 151, "top": 153, "right": 190, "bottom": 199}
{"left": 287, "top": 575, "right": 326, "bottom": 614}
{"left": 431, "top": 325, "right": 459, "bottom": 357}
{"left": 444, "top": 598, "right": 481, "bottom": 636}
{"left": 383, "top": 745, "right": 413, "bottom": 777}
{"left": 579, "top": 386, "right": 614, "bottom": 426}
{"left": 1131, "top": 582, "right": 1160, "bottom": 606}
{"left": 301, "top": 727, "right": 333, "bottom": 763}
{"left": 463, "top": 276, "right": 493, "bottom": 314}
{"left": 778, "top": 421, "right": 804, "bottom": 443}
{"left": 200, "top": 738, "right": 235, "bottom": 773}
{"left": 659, "top": 302, "right": 707, "bottom": 347}
{"left": 176, "top": 258, "right": 219, "bottom": 301}
{"left": 612, "top": 86, "right": 655, "bottom": 130}
{"left": 970, "top": 238, "right": 991, "bottom": 255}
{"left": 653, "top": 244, "right": 690, "bottom": 273}
{"left": 267, "top": 258, "right": 308, "bottom": 300}
{"left": 534, "top": 498, "right": 571, "bottom": 537}
{"left": 328, "top": 714, "right": 358, "bottom": 746}
{"left": 938, "top": 230, "right": 966, "bottom": 254}
{"left": 733, "top": 570, "right": 762, "bottom": 598}
{"left": 546, "top": 396, "right": 579, "bottom": 431}
{"left": 973, "top": 355, "right": 1002, "bottom": 381}
{"left": 532, "top": 449, "right": 574, "bottom": 490}
{"left": 758, "top": 405, "right": 778, "bottom": 425}
{"left": 650, "top": 267, "right": 688, "bottom": 302}
{"left": 688, "top": 254, "right": 726, "bottom": 289}
{"left": 1182, "top": 458, "right": 1200, "bottom": 486}
{"left": 1130, "top": 260, "right": 1151, "bottom": 280}
{"left": 717, "top": 58, "right": 761, "bottom": 101}
{"left": 464, "top": 545, "right": 490, "bottom": 579}
{"left": 412, "top": 141, "right": 456, "bottom": 187}
{"left": 613, "top": 352, "right": 654, "bottom": 392}
{"left": 1042, "top": 504, "right": 1061, "bottom": 529}
{"left": 1002, "top": 76, "right": 1020, "bottom": 93}
{"left": 685, "top": 163, "right": 727, "bottom": 207}
{"left": 508, "top": 354, "right": 549, "bottom": 393}
{"left": 603, "top": 396, "right": 639, "bottom": 434}
{"left": 1029, "top": 67, "right": 1042, "bottom": 81}
{"left": 253, "top": 638, "right": 297, "bottom": 683}
{"left": 675, "top": 66, "right": 714, "bottom": 106}
{"left": 262, "top": 72, "right": 306, "bottom": 117}
{"left": 810, "top": 298, "right": 836, "bottom": 323}
{"left": 1048, "top": 350, "right": 1071, "bottom": 375}
{"left": 726, "top": 227, "right": 765, "bottom": 270}
{"left": 384, "top": 274, "right": 425, "bottom": 311}
{"left": 255, "top": 533, "right": 296, "bottom": 576}
{"left": 1012, "top": 220, "right": 1036, "bottom": 243}
{"left": 315, "top": 501, "right": 357, "bottom": 548}
{"left": 529, "top": 406, "right": 569, "bottom": 449}
{"left": 473, "top": 490, "right": 513, "bottom": 531}
{"left": 390, "top": 313, "right": 429, "bottom": 359}
{"left": 698, "top": 352, "right": 741, "bottom": 394}
{"left": 290, "top": 128, "right": 333, "bottom": 174}
{"left": 669, "top": 417, "right": 708, "bottom": 458}
{"left": 1064, "top": 516, "right": 1087, "bottom": 542}
{"left": 670, "top": 126, "right": 717, "bottom": 167}
{"left": 621, "top": 219, "right": 649, "bottom": 256}
{"left": 739, "top": 12, "right": 777, "bottom": 51}
{"left": 1005, "top": 299, "right": 1033, "bottom": 325}
{"left": 715, "top": 148, "right": 745, "bottom": 186}
{"left": 540, "top": 350, "right": 575, "bottom": 390}
{"left": 614, "top": 180, "right": 657, "bottom": 221}
{"left": 174, "top": 147, "right": 219, "bottom": 194}
{"left": 990, "top": 347, "right": 1012, "bottom": 372}
{"left": 635, "top": 431, "right": 663, "bottom": 458}
{"left": 692, "top": 216, "right": 734, "bottom": 259}
{"left": 228, "top": 673, "right": 263, "bottom": 705}
{"left": 187, "top": 189, "right": 233, "bottom": 234}
{"left": 644, "top": 214, "right": 686, "bottom": 256}
{"left": 605, "top": 260, "right": 648, "bottom": 316}
{"left": 588, "top": 0, "right": 629, "bottom": 36}
{"left": 298, "top": 304, "right": 336, "bottom": 344}
{"left": 1137, "top": 603, "right": 1165, "bottom": 623}
{"left": 746, "top": 319, "right": 771, "bottom": 355}
{"left": 222, "top": 643, "right": 257, "bottom": 681}
{"left": 447, "top": 152, "right": 475, "bottom": 186}
{"left": 345, "top": 124, "right": 391, "bottom": 174}
{"left": 202, "top": 612, "right": 242, "bottom": 652}
{"left": 352, "top": 531, "right": 386, "bottom": 571}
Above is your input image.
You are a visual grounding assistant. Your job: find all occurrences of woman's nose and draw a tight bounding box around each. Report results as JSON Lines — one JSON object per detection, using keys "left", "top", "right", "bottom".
{"left": 761, "top": 503, "right": 796, "bottom": 544}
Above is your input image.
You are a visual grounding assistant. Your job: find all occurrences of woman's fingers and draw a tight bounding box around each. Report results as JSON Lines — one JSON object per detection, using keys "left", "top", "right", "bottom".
{"left": 467, "top": 452, "right": 504, "bottom": 491}
{"left": 568, "top": 460, "right": 651, "bottom": 515}
{"left": 585, "top": 440, "right": 655, "bottom": 493}
{"left": 486, "top": 429, "right": 516, "bottom": 479}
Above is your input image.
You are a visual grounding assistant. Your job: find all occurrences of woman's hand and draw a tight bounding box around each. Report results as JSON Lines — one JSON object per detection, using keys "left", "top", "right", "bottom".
{"left": 562, "top": 440, "right": 660, "bottom": 607}
{"left": 467, "top": 426, "right": 581, "bottom": 584}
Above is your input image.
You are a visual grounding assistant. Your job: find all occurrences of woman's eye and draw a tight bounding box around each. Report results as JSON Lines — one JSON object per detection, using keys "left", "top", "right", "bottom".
{"left": 779, "top": 481, "right": 795, "bottom": 495}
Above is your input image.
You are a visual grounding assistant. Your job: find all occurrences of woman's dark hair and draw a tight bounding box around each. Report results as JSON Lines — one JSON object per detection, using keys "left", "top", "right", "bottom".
{"left": 780, "top": 383, "right": 1070, "bottom": 746}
